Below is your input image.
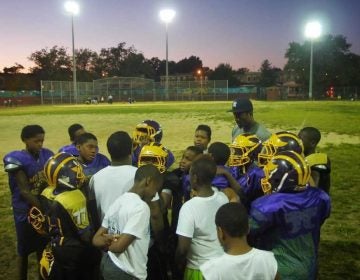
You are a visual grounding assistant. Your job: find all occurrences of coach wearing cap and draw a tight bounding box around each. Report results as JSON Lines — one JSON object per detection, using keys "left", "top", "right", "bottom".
{"left": 229, "top": 98, "right": 271, "bottom": 142}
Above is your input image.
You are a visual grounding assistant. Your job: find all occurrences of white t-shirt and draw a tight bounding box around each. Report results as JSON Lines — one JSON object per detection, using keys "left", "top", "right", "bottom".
{"left": 176, "top": 190, "right": 229, "bottom": 269}
{"left": 102, "top": 192, "right": 150, "bottom": 280}
{"left": 89, "top": 165, "right": 137, "bottom": 221}
{"left": 200, "top": 248, "right": 278, "bottom": 280}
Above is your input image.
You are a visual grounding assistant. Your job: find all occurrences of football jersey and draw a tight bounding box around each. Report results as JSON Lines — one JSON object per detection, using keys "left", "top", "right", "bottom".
{"left": 238, "top": 165, "right": 265, "bottom": 207}
{"left": 80, "top": 153, "right": 110, "bottom": 176}
{"left": 3, "top": 148, "right": 54, "bottom": 222}
{"left": 58, "top": 143, "right": 79, "bottom": 156}
{"left": 212, "top": 165, "right": 234, "bottom": 190}
{"left": 249, "top": 187, "right": 331, "bottom": 279}
{"left": 306, "top": 153, "right": 331, "bottom": 193}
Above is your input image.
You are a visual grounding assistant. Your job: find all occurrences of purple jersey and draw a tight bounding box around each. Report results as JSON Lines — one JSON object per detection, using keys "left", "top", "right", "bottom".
{"left": 238, "top": 165, "right": 265, "bottom": 206}
{"left": 249, "top": 187, "right": 331, "bottom": 279}
{"left": 80, "top": 153, "right": 110, "bottom": 176}
{"left": 3, "top": 148, "right": 54, "bottom": 222}
{"left": 59, "top": 143, "right": 79, "bottom": 156}
{"left": 212, "top": 165, "right": 234, "bottom": 190}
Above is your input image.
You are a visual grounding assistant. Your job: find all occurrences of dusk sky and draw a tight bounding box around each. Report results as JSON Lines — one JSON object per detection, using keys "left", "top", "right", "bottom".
{"left": 1, "top": 0, "right": 360, "bottom": 72}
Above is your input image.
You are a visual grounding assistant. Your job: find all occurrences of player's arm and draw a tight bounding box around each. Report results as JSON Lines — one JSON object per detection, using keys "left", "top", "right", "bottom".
{"left": 92, "top": 226, "right": 115, "bottom": 251}
{"left": 149, "top": 198, "right": 164, "bottom": 241}
{"left": 175, "top": 235, "right": 191, "bottom": 274}
{"left": 86, "top": 177, "right": 101, "bottom": 231}
{"left": 108, "top": 233, "right": 136, "bottom": 254}
{"left": 15, "top": 169, "right": 41, "bottom": 208}
{"left": 216, "top": 166, "right": 244, "bottom": 196}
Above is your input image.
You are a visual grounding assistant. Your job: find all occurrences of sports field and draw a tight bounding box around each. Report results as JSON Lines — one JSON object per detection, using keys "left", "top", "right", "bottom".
{"left": 0, "top": 100, "right": 359, "bottom": 279}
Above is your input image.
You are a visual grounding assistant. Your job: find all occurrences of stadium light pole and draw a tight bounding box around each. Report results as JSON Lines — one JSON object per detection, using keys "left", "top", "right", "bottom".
{"left": 65, "top": 1, "right": 79, "bottom": 104}
{"left": 305, "top": 21, "right": 321, "bottom": 100}
{"left": 159, "top": 8, "right": 176, "bottom": 100}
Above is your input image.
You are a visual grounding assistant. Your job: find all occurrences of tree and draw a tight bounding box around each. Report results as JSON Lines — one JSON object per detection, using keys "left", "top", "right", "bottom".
{"left": 175, "top": 56, "right": 203, "bottom": 74}
{"left": 284, "top": 34, "right": 360, "bottom": 97}
{"left": 28, "top": 46, "right": 71, "bottom": 81}
{"left": 3, "top": 63, "right": 24, "bottom": 74}
{"left": 259, "top": 59, "right": 280, "bottom": 87}
{"left": 208, "top": 63, "right": 240, "bottom": 86}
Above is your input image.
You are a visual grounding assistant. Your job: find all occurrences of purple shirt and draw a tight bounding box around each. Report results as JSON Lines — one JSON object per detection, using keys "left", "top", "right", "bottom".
{"left": 59, "top": 143, "right": 79, "bottom": 156}
{"left": 3, "top": 148, "right": 54, "bottom": 222}
{"left": 80, "top": 153, "right": 110, "bottom": 176}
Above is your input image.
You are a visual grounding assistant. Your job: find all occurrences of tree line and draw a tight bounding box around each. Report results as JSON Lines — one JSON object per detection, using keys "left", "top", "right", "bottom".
{"left": 1, "top": 34, "right": 360, "bottom": 97}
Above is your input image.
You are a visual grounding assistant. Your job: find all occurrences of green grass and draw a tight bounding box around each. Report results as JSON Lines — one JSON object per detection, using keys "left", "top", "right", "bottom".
{"left": 0, "top": 100, "right": 359, "bottom": 279}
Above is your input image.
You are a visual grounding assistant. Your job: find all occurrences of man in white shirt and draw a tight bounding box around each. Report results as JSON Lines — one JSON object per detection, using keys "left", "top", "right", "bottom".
{"left": 92, "top": 164, "right": 163, "bottom": 280}
{"left": 88, "top": 131, "right": 137, "bottom": 229}
{"left": 200, "top": 202, "right": 279, "bottom": 280}
{"left": 175, "top": 155, "right": 229, "bottom": 279}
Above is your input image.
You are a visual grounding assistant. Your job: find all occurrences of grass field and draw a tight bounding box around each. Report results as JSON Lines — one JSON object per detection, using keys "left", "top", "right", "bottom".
{"left": 0, "top": 100, "right": 359, "bottom": 279}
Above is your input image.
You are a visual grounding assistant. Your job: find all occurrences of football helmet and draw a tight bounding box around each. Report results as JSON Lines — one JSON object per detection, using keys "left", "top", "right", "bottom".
{"left": 228, "top": 134, "right": 262, "bottom": 168}
{"left": 44, "top": 152, "right": 85, "bottom": 189}
{"left": 258, "top": 131, "right": 304, "bottom": 166}
{"left": 138, "top": 142, "right": 168, "bottom": 173}
{"left": 261, "top": 150, "right": 310, "bottom": 194}
{"left": 133, "top": 120, "right": 163, "bottom": 146}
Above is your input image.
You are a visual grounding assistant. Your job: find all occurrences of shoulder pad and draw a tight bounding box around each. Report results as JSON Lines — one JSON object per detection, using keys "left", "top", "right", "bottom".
{"left": 306, "top": 153, "right": 328, "bottom": 167}
{"left": 3, "top": 152, "right": 24, "bottom": 172}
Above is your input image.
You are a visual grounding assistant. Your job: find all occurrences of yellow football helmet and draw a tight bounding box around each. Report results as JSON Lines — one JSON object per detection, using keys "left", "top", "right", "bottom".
{"left": 132, "top": 120, "right": 163, "bottom": 147}
{"left": 228, "top": 133, "right": 262, "bottom": 167}
{"left": 261, "top": 150, "right": 310, "bottom": 194}
{"left": 44, "top": 152, "right": 85, "bottom": 190}
{"left": 138, "top": 142, "right": 168, "bottom": 173}
{"left": 258, "top": 131, "right": 304, "bottom": 166}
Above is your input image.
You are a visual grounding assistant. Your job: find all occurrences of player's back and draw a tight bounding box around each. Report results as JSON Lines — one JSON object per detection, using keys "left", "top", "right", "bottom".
{"left": 250, "top": 187, "right": 330, "bottom": 279}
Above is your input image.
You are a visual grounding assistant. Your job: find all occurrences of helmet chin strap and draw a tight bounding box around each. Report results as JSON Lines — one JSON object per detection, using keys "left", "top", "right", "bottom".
{"left": 276, "top": 172, "right": 289, "bottom": 192}
{"left": 58, "top": 178, "right": 76, "bottom": 189}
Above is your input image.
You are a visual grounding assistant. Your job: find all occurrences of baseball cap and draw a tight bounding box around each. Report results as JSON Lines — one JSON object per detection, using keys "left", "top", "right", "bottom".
{"left": 227, "top": 98, "right": 253, "bottom": 113}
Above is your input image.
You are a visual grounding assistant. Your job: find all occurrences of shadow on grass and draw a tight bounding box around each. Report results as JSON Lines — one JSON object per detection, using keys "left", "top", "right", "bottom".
{"left": 319, "top": 240, "right": 360, "bottom": 279}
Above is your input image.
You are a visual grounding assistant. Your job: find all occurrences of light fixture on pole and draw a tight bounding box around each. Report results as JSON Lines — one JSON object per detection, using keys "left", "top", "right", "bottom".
{"left": 197, "top": 69, "right": 203, "bottom": 100}
{"left": 159, "top": 8, "right": 175, "bottom": 100}
{"left": 305, "top": 21, "right": 321, "bottom": 100}
{"left": 65, "top": 1, "right": 79, "bottom": 104}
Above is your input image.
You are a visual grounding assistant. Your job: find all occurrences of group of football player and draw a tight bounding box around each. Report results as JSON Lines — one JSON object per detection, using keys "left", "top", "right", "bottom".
{"left": 3, "top": 98, "right": 331, "bottom": 280}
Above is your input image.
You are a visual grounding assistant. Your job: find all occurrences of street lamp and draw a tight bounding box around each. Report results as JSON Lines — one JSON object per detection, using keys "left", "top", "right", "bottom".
{"left": 305, "top": 21, "right": 321, "bottom": 100}
{"left": 197, "top": 69, "right": 203, "bottom": 100}
{"left": 159, "top": 8, "right": 175, "bottom": 100}
{"left": 65, "top": 1, "right": 79, "bottom": 104}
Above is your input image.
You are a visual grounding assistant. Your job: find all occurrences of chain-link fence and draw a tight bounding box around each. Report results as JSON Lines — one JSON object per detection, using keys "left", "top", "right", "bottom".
{"left": 40, "top": 77, "right": 231, "bottom": 103}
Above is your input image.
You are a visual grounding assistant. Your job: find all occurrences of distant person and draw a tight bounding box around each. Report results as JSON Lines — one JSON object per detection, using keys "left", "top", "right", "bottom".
{"left": 228, "top": 98, "right": 271, "bottom": 142}
{"left": 58, "top": 123, "right": 86, "bottom": 156}
{"left": 298, "top": 127, "right": 331, "bottom": 193}
{"left": 200, "top": 203, "right": 279, "bottom": 280}
{"left": 194, "top": 124, "right": 211, "bottom": 153}
{"left": 249, "top": 151, "right": 331, "bottom": 279}
{"left": 3, "top": 125, "right": 54, "bottom": 280}
{"left": 92, "top": 165, "right": 163, "bottom": 280}
{"left": 88, "top": 131, "right": 137, "bottom": 230}
{"left": 175, "top": 155, "right": 229, "bottom": 279}
{"left": 107, "top": 94, "right": 113, "bottom": 104}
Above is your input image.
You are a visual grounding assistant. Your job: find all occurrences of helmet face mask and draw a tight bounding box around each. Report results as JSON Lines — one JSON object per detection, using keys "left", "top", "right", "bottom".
{"left": 44, "top": 153, "right": 85, "bottom": 190}
{"left": 138, "top": 143, "right": 168, "bottom": 173}
{"left": 261, "top": 151, "right": 310, "bottom": 194}
{"left": 133, "top": 120, "right": 163, "bottom": 147}
{"left": 228, "top": 134, "right": 262, "bottom": 167}
{"left": 258, "top": 132, "right": 304, "bottom": 167}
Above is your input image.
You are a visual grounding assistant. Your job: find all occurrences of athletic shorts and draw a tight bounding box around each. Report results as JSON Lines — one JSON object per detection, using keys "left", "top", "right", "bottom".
{"left": 15, "top": 220, "right": 48, "bottom": 256}
{"left": 184, "top": 267, "right": 204, "bottom": 280}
